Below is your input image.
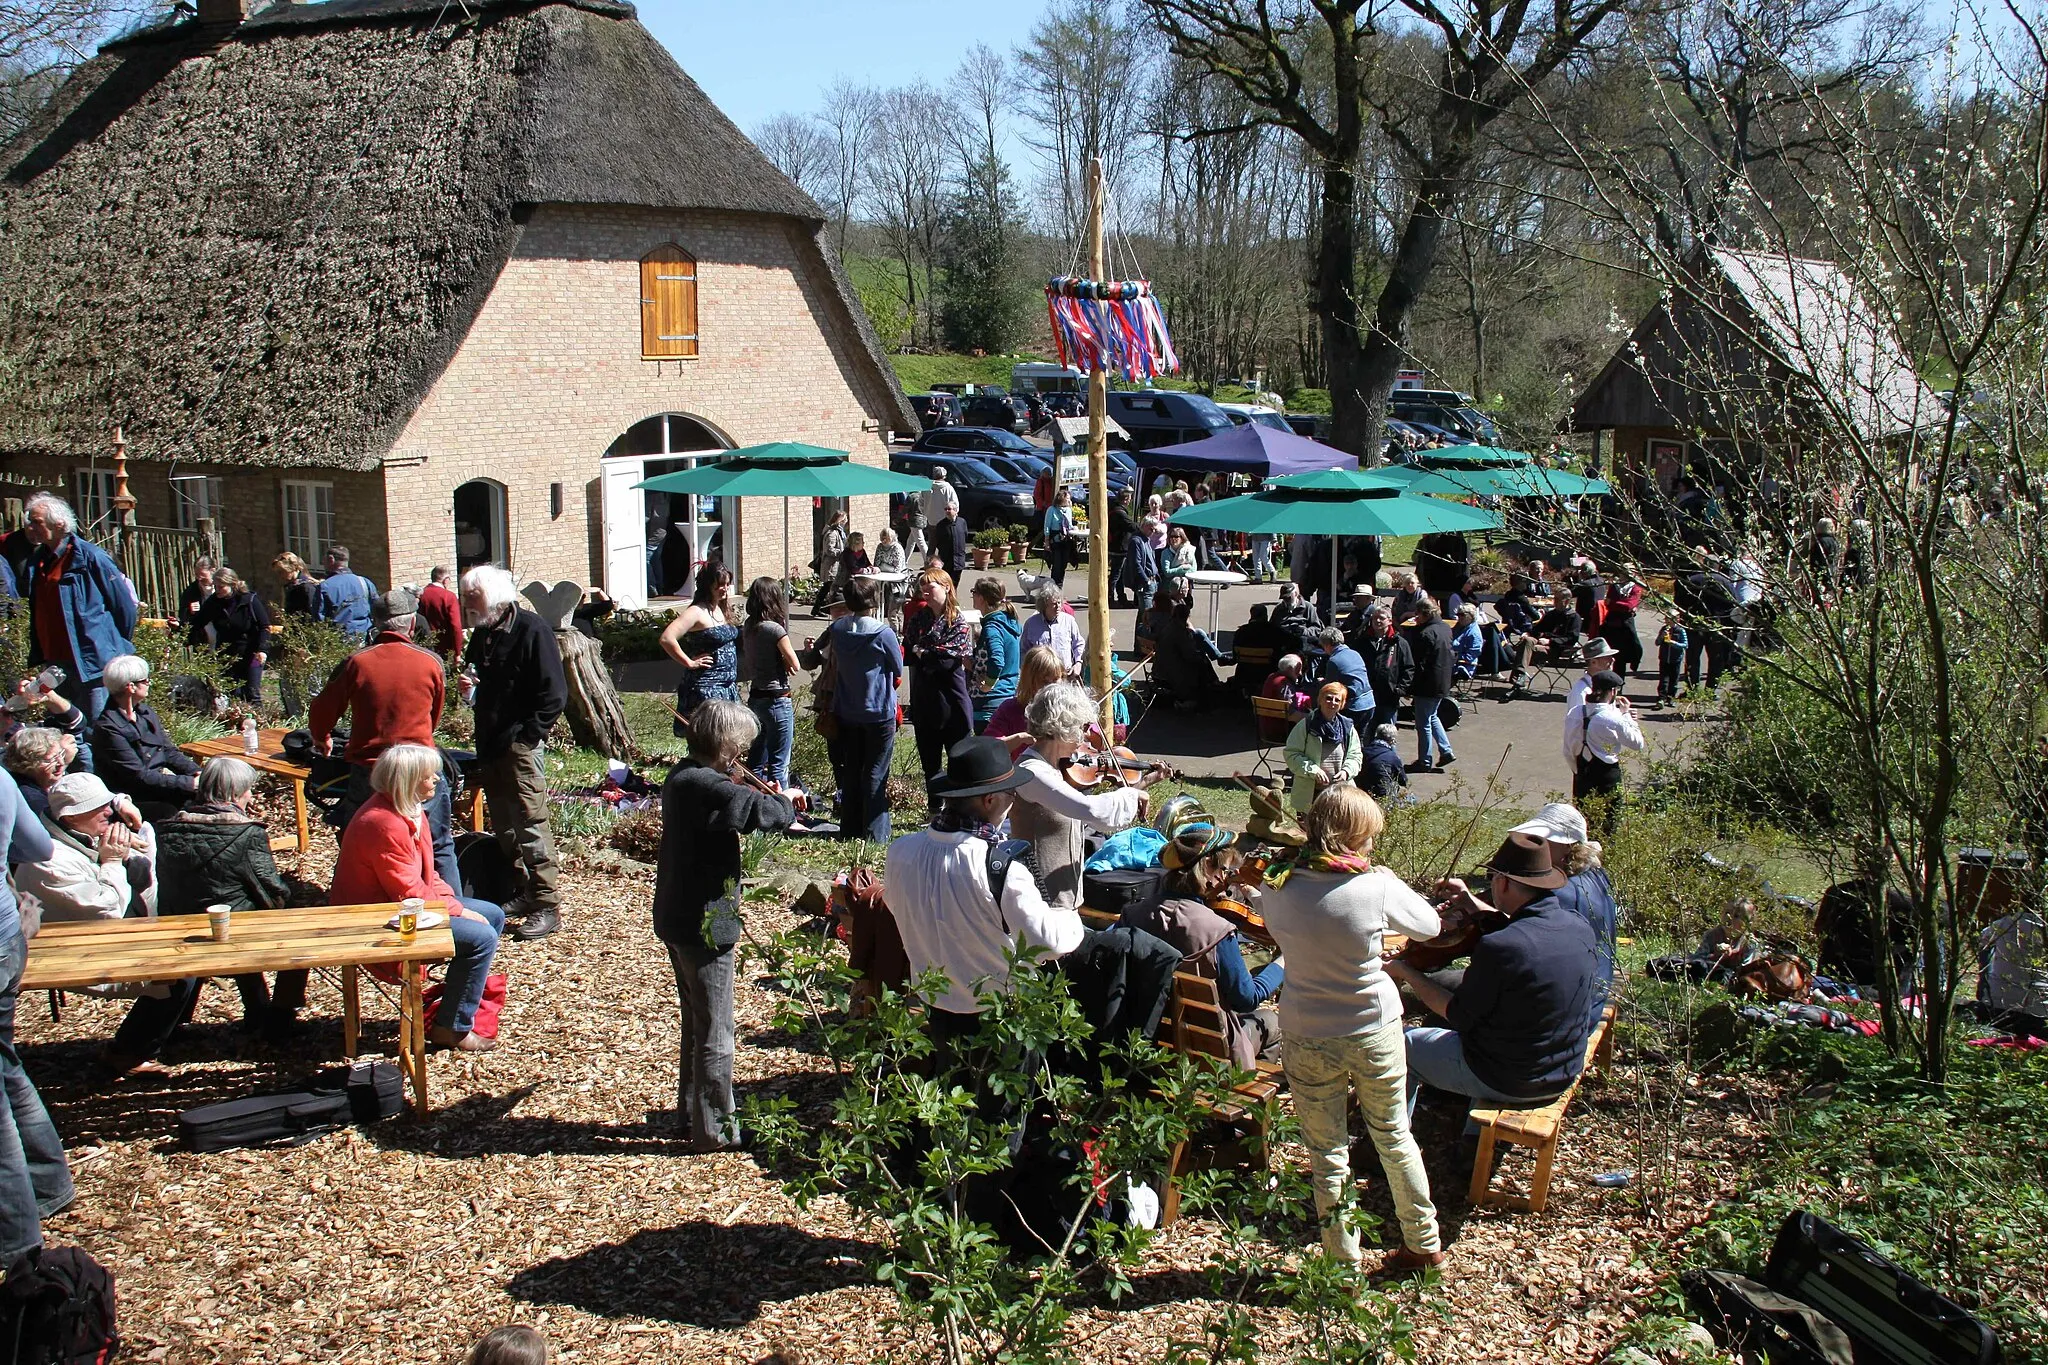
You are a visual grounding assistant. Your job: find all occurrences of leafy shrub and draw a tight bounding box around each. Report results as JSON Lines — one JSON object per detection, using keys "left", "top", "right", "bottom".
{"left": 264, "top": 616, "right": 352, "bottom": 721}
{"left": 591, "top": 607, "right": 675, "bottom": 664}
{"left": 1008, "top": 523, "right": 1032, "bottom": 543}
{"left": 972, "top": 527, "right": 1010, "bottom": 550}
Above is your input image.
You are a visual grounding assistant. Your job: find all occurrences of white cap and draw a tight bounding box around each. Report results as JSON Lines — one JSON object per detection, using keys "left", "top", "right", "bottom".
{"left": 47, "top": 773, "right": 117, "bottom": 819}
{"left": 1509, "top": 801, "right": 1589, "bottom": 845}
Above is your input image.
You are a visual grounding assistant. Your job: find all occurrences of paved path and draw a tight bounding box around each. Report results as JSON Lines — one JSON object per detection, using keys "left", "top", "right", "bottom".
{"left": 612, "top": 577, "right": 1701, "bottom": 805}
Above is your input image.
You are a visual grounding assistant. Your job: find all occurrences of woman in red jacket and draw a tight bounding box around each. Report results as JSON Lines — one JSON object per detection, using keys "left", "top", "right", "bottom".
{"left": 332, "top": 744, "right": 505, "bottom": 1051}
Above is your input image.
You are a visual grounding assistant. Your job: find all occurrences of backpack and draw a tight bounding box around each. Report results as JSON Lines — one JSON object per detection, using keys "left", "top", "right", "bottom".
{"left": 0, "top": 1246, "right": 120, "bottom": 1365}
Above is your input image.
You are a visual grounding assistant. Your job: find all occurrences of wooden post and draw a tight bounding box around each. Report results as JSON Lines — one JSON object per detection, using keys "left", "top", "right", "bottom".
{"left": 1085, "top": 158, "right": 1114, "bottom": 733}
{"left": 110, "top": 426, "right": 136, "bottom": 562}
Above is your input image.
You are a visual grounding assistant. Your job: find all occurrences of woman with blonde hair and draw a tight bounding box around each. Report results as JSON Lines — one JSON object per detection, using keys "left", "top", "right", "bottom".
{"left": 1261, "top": 785, "right": 1446, "bottom": 1277}
{"left": 902, "top": 567, "right": 974, "bottom": 799}
{"left": 980, "top": 644, "right": 1064, "bottom": 751}
{"left": 331, "top": 744, "right": 505, "bottom": 1051}
{"left": 1008, "top": 682, "right": 1158, "bottom": 908}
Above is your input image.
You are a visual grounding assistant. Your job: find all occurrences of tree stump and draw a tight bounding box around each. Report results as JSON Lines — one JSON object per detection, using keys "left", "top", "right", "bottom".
{"left": 557, "top": 627, "right": 638, "bottom": 761}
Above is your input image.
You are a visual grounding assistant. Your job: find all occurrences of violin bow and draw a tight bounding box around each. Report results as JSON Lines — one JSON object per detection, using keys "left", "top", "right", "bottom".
{"left": 1437, "top": 743, "right": 1513, "bottom": 880}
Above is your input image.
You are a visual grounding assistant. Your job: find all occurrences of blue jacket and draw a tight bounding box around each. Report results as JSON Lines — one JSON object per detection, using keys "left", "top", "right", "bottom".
{"left": 316, "top": 571, "right": 377, "bottom": 639}
{"left": 823, "top": 615, "right": 902, "bottom": 724}
{"left": 1317, "top": 645, "right": 1376, "bottom": 719}
{"left": 0, "top": 769, "right": 54, "bottom": 943}
{"left": 972, "top": 609, "right": 1022, "bottom": 719}
{"left": 22, "top": 535, "right": 137, "bottom": 684}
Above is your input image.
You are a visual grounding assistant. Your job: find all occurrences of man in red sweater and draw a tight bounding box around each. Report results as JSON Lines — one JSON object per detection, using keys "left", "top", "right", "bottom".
{"left": 415, "top": 565, "right": 465, "bottom": 662}
{"left": 310, "top": 590, "right": 463, "bottom": 892}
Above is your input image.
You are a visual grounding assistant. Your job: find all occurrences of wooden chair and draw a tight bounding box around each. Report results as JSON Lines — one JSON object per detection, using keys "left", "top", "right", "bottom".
{"left": 1249, "top": 694, "right": 1299, "bottom": 781}
{"left": 1158, "top": 970, "right": 1286, "bottom": 1226}
{"left": 1465, "top": 1004, "right": 1616, "bottom": 1213}
{"left": 1233, "top": 644, "right": 1275, "bottom": 691}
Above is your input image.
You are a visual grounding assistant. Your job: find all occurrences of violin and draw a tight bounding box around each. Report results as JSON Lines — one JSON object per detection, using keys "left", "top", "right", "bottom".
{"left": 1059, "top": 744, "right": 1177, "bottom": 788}
{"left": 1393, "top": 874, "right": 1509, "bottom": 971}
{"left": 1206, "top": 893, "right": 1275, "bottom": 946}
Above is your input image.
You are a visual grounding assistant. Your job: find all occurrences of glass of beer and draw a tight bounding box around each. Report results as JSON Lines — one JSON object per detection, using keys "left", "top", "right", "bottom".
{"left": 398, "top": 897, "right": 423, "bottom": 937}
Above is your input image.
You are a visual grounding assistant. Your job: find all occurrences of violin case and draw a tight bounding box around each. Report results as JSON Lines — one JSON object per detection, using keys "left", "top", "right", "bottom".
{"left": 1082, "top": 866, "right": 1164, "bottom": 918}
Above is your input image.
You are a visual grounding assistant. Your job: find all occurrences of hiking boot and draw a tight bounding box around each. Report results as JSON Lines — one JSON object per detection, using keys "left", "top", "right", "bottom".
{"left": 1374, "top": 1247, "right": 1447, "bottom": 1279}
{"left": 497, "top": 897, "right": 536, "bottom": 921}
{"left": 510, "top": 908, "right": 559, "bottom": 941}
{"left": 428, "top": 1025, "right": 498, "bottom": 1052}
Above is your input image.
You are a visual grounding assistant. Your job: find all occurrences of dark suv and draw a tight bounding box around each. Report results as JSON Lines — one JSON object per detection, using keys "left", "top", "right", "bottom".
{"left": 1389, "top": 389, "right": 1499, "bottom": 444}
{"left": 888, "top": 451, "right": 1038, "bottom": 530}
{"left": 908, "top": 392, "right": 961, "bottom": 429}
{"left": 1104, "top": 389, "right": 1236, "bottom": 451}
{"left": 961, "top": 390, "right": 1026, "bottom": 431}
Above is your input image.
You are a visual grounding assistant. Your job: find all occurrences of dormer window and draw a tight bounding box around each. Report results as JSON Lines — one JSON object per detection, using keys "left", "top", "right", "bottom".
{"left": 640, "top": 244, "right": 698, "bottom": 359}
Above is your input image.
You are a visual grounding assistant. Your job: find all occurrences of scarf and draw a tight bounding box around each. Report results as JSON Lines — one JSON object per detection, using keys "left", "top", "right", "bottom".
{"left": 1266, "top": 849, "right": 1372, "bottom": 889}
{"left": 1307, "top": 709, "right": 1353, "bottom": 749}
{"left": 929, "top": 807, "right": 1004, "bottom": 844}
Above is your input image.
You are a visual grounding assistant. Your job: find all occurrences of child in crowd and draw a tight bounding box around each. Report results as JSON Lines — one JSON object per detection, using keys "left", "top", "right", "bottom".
{"left": 1656, "top": 608, "right": 1688, "bottom": 703}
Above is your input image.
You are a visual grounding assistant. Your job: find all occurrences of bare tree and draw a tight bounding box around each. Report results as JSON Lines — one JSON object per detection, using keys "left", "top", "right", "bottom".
{"left": 818, "top": 79, "right": 881, "bottom": 256}
{"left": 1143, "top": 0, "right": 1627, "bottom": 462}
{"left": 0, "top": 0, "right": 147, "bottom": 139}
{"left": 1015, "top": 0, "right": 1153, "bottom": 242}
{"left": 754, "top": 112, "right": 833, "bottom": 204}
{"left": 868, "top": 83, "right": 958, "bottom": 351}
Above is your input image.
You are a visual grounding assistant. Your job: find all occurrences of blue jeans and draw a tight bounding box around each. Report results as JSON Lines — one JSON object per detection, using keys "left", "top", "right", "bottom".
{"left": 0, "top": 929, "right": 74, "bottom": 1264}
{"left": 1412, "top": 695, "right": 1454, "bottom": 766}
{"left": 53, "top": 675, "right": 106, "bottom": 771}
{"left": 438, "top": 897, "right": 505, "bottom": 1035}
{"left": 1403, "top": 1026, "right": 1536, "bottom": 1118}
{"left": 833, "top": 718, "right": 896, "bottom": 845}
{"left": 747, "top": 695, "right": 794, "bottom": 790}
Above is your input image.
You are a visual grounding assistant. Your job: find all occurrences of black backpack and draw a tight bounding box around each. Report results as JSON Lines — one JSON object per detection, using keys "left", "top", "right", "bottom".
{"left": 0, "top": 1245, "right": 120, "bottom": 1365}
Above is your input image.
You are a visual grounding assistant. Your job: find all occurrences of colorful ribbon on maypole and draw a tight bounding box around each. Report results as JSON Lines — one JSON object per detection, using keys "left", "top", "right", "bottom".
{"left": 1045, "top": 276, "right": 1180, "bottom": 381}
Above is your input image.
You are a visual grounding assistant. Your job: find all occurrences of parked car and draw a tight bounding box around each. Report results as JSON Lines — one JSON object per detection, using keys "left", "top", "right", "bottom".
{"left": 1284, "top": 413, "right": 1328, "bottom": 440}
{"left": 1217, "top": 401, "right": 1294, "bottom": 433}
{"left": 908, "top": 392, "right": 961, "bottom": 429}
{"left": 962, "top": 389, "right": 1024, "bottom": 431}
{"left": 888, "top": 451, "right": 1038, "bottom": 530}
{"left": 1103, "top": 388, "right": 1236, "bottom": 451}
{"left": 913, "top": 425, "right": 1046, "bottom": 461}
{"left": 1389, "top": 388, "right": 1500, "bottom": 444}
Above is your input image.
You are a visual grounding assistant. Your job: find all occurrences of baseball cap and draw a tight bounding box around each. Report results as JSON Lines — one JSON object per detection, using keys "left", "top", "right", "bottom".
{"left": 1510, "top": 801, "right": 1589, "bottom": 846}
{"left": 48, "top": 773, "right": 117, "bottom": 820}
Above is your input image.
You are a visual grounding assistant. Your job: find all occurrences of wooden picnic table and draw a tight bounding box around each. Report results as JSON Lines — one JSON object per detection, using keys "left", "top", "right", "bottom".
{"left": 181, "top": 728, "right": 312, "bottom": 854}
{"left": 23, "top": 904, "right": 456, "bottom": 1114}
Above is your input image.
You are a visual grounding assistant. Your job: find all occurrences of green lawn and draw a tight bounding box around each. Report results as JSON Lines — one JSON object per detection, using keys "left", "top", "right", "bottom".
{"left": 891, "top": 352, "right": 1050, "bottom": 393}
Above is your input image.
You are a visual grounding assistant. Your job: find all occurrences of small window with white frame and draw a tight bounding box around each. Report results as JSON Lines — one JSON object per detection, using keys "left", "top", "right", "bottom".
{"left": 281, "top": 480, "right": 335, "bottom": 564}
{"left": 170, "top": 474, "right": 226, "bottom": 531}
{"left": 72, "top": 469, "right": 117, "bottom": 535}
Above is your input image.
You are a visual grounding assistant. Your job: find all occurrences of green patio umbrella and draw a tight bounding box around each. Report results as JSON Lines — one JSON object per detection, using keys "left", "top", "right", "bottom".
{"left": 1172, "top": 474, "right": 1500, "bottom": 605}
{"left": 634, "top": 443, "right": 926, "bottom": 584}
{"left": 1379, "top": 462, "right": 1612, "bottom": 499}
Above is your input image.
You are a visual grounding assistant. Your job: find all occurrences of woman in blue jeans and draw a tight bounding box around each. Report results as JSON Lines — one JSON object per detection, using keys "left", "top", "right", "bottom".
{"left": 739, "top": 577, "right": 802, "bottom": 789}
{"left": 332, "top": 745, "right": 504, "bottom": 1051}
{"left": 800, "top": 580, "right": 903, "bottom": 844}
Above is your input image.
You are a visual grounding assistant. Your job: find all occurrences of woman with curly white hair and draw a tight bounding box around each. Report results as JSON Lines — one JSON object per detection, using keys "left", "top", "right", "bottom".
{"left": 1005, "top": 683, "right": 1161, "bottom": 909}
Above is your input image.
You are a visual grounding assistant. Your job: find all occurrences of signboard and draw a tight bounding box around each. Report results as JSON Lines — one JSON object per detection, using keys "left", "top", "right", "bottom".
{"left": 1051, "top": 414, "right": 1129, "bottom": 447}
{"left": 1057, "top": 454, "right": 1088, "bottom": 485}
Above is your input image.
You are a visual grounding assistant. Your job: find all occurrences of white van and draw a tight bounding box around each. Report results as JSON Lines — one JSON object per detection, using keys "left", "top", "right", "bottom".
{"left": 1010, "top": 362, "right": 1085, "bottom": 395}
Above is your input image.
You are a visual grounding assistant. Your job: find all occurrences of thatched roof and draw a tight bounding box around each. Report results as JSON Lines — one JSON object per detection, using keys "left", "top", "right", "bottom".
{"left": 1569, "top": 249, "right": 1937, "bottom": 443}
{"left": 0, "top": 0, "right": 915, "bottom": 469}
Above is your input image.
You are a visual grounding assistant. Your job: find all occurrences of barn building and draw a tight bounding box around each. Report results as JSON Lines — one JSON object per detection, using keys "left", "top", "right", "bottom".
{"left": 0, "top": 0, "right": 913, "bottom": 610}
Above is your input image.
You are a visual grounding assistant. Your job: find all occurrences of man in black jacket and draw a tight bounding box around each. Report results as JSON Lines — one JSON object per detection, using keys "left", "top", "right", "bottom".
{"left": 1407, "top": 600, "right": 1458, "bottom": 772}
{"left": 460, "top": 566, "right": 568, "bottom": 940}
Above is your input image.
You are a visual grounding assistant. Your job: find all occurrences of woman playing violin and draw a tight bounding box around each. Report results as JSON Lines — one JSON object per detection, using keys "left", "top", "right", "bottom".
{"left": 1008, "top": 682, "right": 1161, "bottom": 909}
{"left": 1122, "top": 823, "right": 1283, "bottom": 1070}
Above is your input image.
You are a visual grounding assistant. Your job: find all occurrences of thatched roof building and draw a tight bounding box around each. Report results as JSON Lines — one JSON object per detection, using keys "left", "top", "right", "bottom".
{"left": 1568, "top": 249, "right": 1938, "bottom": 492}
{"left": 1, "top": 0, "right": 913, "bottom": 603}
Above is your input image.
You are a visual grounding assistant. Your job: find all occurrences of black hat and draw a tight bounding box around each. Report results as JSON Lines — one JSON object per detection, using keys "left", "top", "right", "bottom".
{"left": 930, "top": 736, "right": 1031, "bottom": 799}
{"left": 1485, "top": 831, "right": 1568, "bottom": 890}
{"left": 1589, "top": 670, "right": 1625, "bottom": 695}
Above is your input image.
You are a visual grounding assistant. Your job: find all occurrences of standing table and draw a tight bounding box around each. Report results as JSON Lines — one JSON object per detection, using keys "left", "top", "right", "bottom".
{"left": 24, "top": 904, "right": 456, "bottom": 1114}
{"left": 181, "top": 728, "right": 313, "bottom": 854}
{"left": 853, "top": 569, "right": 909, "bottom": 622}
{"left": 1185, "top": 570, "right": 1249, "bottom": 637}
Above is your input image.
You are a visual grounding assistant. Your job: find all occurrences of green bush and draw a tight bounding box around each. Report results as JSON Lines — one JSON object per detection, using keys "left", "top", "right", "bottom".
{"left": 971, "top": 527, "right": 1010, "bottom": 550}
{"left": 264, "top": 616, "right": 352, "bottom": 721}
{"left": 1008, "top": 523, "right": 1031, "bottom": 543}
{"left": 590, "top": 607, "right": 675, "bottom": 664}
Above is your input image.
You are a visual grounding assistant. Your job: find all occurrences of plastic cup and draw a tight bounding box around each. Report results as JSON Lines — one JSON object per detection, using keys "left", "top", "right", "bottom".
{"left": 206, "top": 904, "right": 231, "bottom": 943}
{"left": 398, "top": 897, "right": 423, "bottom": 937}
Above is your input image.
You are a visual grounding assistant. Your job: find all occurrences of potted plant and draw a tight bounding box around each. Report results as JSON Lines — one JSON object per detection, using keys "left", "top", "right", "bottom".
{"left": 970, "top": 527, "right": 1007, "bottom": 570}
{"left": 1008, "top": 522, "right": 1032, "bottom": 561}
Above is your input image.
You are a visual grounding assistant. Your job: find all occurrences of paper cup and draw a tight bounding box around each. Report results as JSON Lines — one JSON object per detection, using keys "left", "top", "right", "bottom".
{"left": 206, "top": 904, "right": 231, "bottom": 943}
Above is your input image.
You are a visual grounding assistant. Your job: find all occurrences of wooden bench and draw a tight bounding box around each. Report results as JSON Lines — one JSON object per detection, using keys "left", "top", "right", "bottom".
{"left": 1466, "top": 1004, "right": 1616, "bottom": 1212}
{"left": 1157, "top": 969, "right": 1286, "bottom": 1226}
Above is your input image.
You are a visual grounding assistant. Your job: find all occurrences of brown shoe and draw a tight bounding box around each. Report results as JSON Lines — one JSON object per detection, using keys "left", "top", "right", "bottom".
{"left": 1374, "top": 1247, "right": 1447, "bottom": 1278}
{"left": 428, "top": 1025, "right": 498, "bottom": 1053}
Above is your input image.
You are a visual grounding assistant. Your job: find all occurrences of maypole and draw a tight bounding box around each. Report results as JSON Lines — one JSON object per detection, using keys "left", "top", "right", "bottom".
{"left": 1084, "top": 159, "right": 1113, "bottom": 732}
{"left": 1045, "top": 159, "right": 1179, "bottom": 733}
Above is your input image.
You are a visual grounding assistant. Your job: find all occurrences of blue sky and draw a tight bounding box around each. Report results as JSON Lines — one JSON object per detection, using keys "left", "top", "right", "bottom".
{"left": 638, "top": 0, "right": 1046, "bottom": 134}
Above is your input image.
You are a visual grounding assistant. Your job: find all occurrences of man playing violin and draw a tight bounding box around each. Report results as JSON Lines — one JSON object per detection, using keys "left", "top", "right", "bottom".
{"left": 1385, "top": 832, "right": 1601, "bottom": 1122}
{"left": 1008, "top": 682, "right": 1163, "bottom": 910}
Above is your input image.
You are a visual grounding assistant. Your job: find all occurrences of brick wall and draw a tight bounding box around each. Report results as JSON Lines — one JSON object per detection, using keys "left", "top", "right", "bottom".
{"left": 382, "top": 203, "right": 898, "bottom": 598}
{"left": 2, "top": 454, "right": 389, "bottom": 600}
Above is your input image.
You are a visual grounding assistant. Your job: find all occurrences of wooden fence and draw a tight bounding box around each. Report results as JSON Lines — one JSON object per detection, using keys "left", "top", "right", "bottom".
{"left": 113, "top": 523, "right": 221, "bottom": 618}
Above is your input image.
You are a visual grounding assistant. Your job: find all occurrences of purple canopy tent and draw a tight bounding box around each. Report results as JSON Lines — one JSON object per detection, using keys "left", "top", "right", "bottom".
{"left": 1131, "top": 423, "right": 1360, "bottom": 477}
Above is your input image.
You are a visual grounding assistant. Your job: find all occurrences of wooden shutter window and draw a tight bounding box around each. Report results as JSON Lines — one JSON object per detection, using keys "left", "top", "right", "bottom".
{"left": 640, "top": 244, "right": 699, "bottom": 359}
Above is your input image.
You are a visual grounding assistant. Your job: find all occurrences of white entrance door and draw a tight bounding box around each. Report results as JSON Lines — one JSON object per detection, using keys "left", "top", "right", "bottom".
{"left": 601, "top": 457, "right": 649, "bottom": 610}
